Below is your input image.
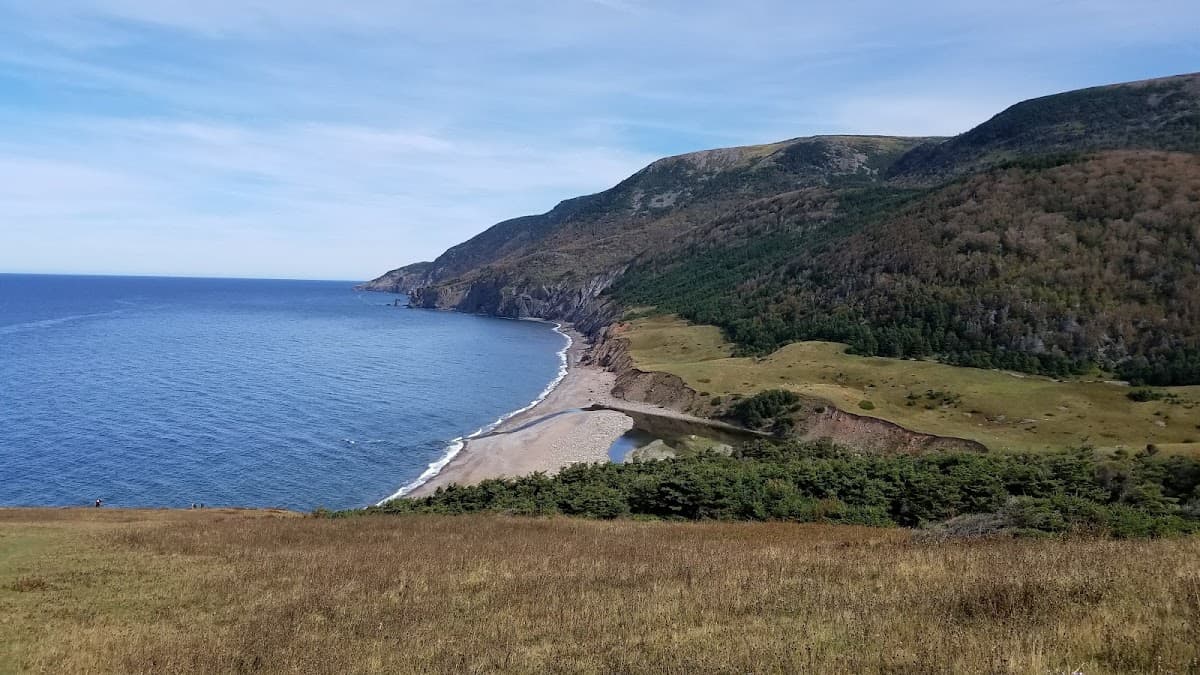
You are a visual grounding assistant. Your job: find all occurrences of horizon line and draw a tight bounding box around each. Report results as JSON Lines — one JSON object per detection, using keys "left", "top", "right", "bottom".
{"left": 0, "top": 271, "right": 366, "bottom": 284}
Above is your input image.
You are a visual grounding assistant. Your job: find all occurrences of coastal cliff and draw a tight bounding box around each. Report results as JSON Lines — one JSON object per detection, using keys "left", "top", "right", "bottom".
{"left": 586, "top": 325, "right": 699, "bottom": 412}
{"left": 405, "top": 270, "right": 624, "bottom": 335}
{"left": 799, "top": 406, "right": 988, "bottom": 455}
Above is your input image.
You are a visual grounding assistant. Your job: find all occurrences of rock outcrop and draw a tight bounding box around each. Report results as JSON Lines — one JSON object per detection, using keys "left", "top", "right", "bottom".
{"left": 586, "top": 325, "right": 699, "bottom": 412}
{"left": 798, "top": 406, "right": 988, "bottom": 455}
{"left": 407, "top": 270, "right": 625, "bottom": 335}
{"left": 354, "top": 261, "right": 433, "bottom": 294}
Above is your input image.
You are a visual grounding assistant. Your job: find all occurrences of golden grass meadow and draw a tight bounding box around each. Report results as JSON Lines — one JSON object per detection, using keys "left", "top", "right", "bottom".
{"left": 623, "top": 316, "right": 1200, "bottom": 454}
{"left": 2, "top": 508, "right": 1198, "bottom": 673}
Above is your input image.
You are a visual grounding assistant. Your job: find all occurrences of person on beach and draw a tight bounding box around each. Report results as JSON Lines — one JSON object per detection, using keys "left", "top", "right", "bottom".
{"left": 94, "top": 498, "right": 102, "bottom": 508}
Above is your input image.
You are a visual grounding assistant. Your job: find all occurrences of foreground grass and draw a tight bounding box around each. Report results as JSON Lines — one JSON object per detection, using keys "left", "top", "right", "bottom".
{"left": 624, "top": 316, "right": 1200, "bottom": 453}
{"left": 2, "top": 509, "right": 1198, "bottom": 673}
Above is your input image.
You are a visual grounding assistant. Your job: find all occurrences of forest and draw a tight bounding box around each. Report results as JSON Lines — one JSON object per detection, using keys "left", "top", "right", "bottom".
{"left": 615, "top": 151, "right": 1200, "bottom": 384}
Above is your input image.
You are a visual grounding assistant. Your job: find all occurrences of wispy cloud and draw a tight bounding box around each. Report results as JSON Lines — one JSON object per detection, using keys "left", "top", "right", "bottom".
{"left": 0, "top": 112, "right": 658, "bottom": 277}
{"left": 0, "top": 0, "right": 1196, "bottom": 277}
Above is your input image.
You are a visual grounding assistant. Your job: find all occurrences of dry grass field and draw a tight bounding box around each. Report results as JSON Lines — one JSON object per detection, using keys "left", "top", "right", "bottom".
{"left": 2, "top": 508, "right": 1198, "bottom": 673}
{"left": 623, "top": 316, "right": 1200, "bottom": 454}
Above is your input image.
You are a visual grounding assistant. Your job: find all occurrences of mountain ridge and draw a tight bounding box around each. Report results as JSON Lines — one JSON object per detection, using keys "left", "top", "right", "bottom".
{"left": 888, "top": 72, "right": 1200, "bottom": 183}
{"left": 363, "top": 72, "right": 1200, "bottom": 383}
{"left": 360, "top": 134, "right": 929, "bottom": 329}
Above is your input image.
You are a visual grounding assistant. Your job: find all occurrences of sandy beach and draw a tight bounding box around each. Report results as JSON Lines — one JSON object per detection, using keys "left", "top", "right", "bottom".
{"left": 406, "top": 327, "right": 635, "bottom": 497}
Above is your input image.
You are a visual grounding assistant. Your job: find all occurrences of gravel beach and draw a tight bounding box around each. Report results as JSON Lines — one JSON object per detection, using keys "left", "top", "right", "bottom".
{"left": 407, "top": 327, "right": 634, "bottom": 497}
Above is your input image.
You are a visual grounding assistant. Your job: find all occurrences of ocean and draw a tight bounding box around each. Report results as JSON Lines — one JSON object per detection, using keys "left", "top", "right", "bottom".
{"left": 0, "top": 274, "right": 567, "bottom": 510}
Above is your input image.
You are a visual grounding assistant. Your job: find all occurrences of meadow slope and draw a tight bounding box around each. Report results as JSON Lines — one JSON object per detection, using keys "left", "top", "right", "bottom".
{"left": 2, "top": 508, "right": 1198, "bottom": 673}
{"left": 622, "top": 316, "right": 1200, "bottom": 454}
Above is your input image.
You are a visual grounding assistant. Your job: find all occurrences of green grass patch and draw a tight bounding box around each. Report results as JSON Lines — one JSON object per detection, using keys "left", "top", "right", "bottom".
{"left": 621, "top": 317, "right": 1200, "bottom": 453}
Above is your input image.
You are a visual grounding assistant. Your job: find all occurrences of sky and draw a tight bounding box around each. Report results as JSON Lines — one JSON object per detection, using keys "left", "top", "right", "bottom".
{"left": 0, "top": 1, "right": 1197, "bottom": 280}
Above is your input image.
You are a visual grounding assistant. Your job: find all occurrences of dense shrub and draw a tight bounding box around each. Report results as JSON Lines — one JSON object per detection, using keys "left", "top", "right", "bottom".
{"left": 360, "top": 440, "right": 1200, "bottom": 538}
{"left": 726, "top": 389, "right": 800, "bottom": 429}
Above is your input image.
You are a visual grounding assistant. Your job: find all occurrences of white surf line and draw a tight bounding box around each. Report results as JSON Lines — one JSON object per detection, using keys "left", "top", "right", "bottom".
{"left": 374, "top": 322, "right": 574, "bottom": 505}
{"left": 0, "top": 308, "right": 129, "bottom": 336}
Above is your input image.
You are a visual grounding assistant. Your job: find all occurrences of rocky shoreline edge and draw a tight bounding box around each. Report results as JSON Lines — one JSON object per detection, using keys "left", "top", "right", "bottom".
{"left": 362, "top": 289, "right": 990, "bottom": 502}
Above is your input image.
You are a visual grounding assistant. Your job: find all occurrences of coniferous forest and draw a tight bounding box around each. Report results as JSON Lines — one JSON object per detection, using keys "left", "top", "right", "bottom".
{"left": 616, "top": 152, "right": 1200, "bottom": 384}
{"left": 365, "top": 440, "right": 1200, "bottom": 538}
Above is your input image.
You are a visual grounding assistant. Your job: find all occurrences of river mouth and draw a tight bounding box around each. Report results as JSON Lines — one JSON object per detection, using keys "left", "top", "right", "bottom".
{"left": 594, "top": 405, "right": 765, "bottom": 463}
{"left": 607, "top": 429, "right": 658, "bottom": 462}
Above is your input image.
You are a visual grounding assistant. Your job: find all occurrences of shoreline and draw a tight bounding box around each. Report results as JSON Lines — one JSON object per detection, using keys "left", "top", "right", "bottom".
{"left": 377, "top": 320, "right": 577, "bottom": 504}
{"left": 398, "top": 324, "right": 636, "bottom": 500}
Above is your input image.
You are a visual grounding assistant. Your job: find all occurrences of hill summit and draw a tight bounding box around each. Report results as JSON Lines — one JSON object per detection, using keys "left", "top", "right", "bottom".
{"left": 364, "top": 73, "right": 1200, "bottom": 384}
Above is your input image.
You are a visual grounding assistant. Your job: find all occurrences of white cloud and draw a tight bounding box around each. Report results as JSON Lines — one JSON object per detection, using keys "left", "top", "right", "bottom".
{"left": 0, "top": 0, "right": 1196, "bottom": 277}
{"left": 0, "top": 116, "right": 657, "bottom": 278}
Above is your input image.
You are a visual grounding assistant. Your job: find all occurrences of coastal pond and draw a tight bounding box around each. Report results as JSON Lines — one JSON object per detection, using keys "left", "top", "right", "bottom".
{"left": 607, "top": 429, "right": 658, "bottom": 462}
{"left": 596, "top": 404, "right": 766, "bottom": 463}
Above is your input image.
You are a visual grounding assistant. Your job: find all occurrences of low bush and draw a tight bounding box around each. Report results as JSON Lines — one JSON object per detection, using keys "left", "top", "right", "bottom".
{"left": 726, "top": 389, "right": 800, "bottom": 429}
{"left": 360, "top": 440, "right": 1200, "bottom": 538}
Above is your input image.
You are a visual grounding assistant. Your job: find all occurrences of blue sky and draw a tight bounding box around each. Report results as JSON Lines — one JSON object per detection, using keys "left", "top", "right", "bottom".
{"left": 0, "top": 1, "right": 1197, "bottom": 280}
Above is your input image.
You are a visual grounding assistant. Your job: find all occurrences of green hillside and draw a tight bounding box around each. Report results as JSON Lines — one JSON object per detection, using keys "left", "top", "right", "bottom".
{"left": 616, "top": 150, "right": 1200, "bottom": 383}
{"left": 365, "top": 72, "right": 1200, "bottom": 382}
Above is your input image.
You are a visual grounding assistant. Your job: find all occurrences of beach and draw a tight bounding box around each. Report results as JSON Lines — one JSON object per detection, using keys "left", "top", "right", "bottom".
{"left": 405, "top": 327, "right": 635, "bottom": 498}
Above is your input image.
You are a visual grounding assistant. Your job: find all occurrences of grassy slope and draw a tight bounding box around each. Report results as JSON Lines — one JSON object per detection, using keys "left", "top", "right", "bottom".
{"left": 624, "top": 317, "right": 1200, "bottom": 453}
{"left": 2, "top": 508, "right": 1198, "bottom": 673}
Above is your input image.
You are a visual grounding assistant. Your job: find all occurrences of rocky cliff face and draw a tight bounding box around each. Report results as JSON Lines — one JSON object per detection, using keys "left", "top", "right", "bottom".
{"left": 356, "top": 260, "right": 625, "bottom": 334}
{"left": 406, "top": 270, "right": 625, "bottom": 335}
{"left": 586, "top": 325, "right": 699, "bottom": 411}
{"left": 798, "top": 407, "right": 988, "bottom": 455}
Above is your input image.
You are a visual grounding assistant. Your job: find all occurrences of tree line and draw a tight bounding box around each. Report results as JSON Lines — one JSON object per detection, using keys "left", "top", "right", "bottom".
{"left": 354, "top": 440, "right": 1200, "bottom": 539}
{"left": 615, "top": 153, "right": 1200, "bottom": 385}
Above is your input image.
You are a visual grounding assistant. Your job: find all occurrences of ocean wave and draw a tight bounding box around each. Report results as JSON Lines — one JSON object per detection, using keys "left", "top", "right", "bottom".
{"left": 375, "top": 321, "right": 573, "bottom": 505}
{"left": 0, "top": 309, "right": 127, "bottom": 336}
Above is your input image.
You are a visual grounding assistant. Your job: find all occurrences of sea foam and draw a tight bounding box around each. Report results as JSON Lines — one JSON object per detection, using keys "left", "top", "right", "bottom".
{"left": 375, "top": 321, "right": 573, "bottom": 505}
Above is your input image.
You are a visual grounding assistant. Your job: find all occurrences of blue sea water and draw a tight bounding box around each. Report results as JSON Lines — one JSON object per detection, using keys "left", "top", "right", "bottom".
{"left": 0, "top": 274, "right": 567, "bottom": 510}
